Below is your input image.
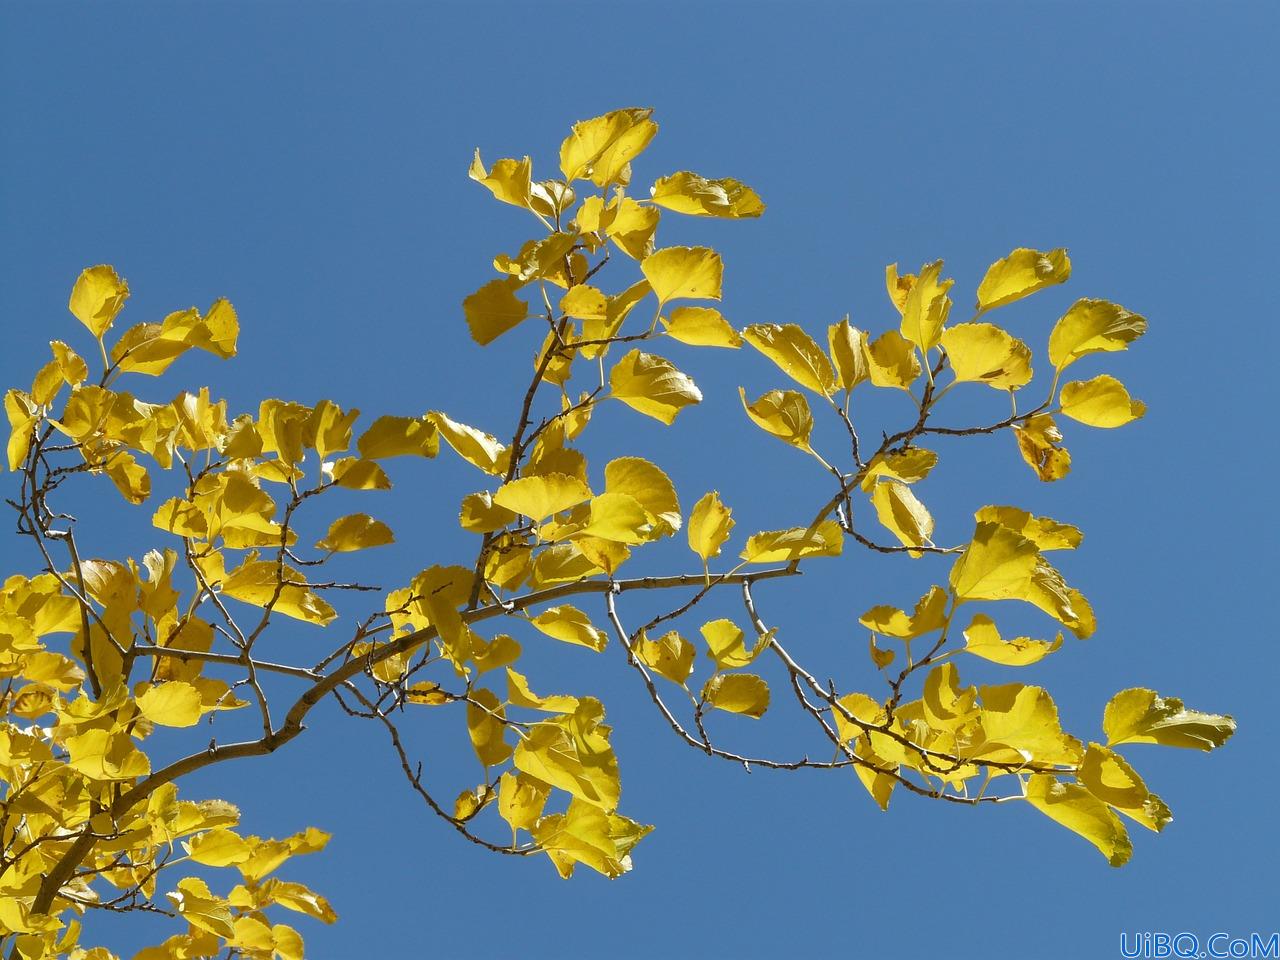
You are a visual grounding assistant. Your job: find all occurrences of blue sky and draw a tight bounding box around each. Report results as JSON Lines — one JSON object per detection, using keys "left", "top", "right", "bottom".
{"left": 2, "top": 2, "right": 1276, "bottom": 958}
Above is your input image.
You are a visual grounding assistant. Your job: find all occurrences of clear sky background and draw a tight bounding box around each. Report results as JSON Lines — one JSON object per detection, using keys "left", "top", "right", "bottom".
{"left": 2, "top": 3, "right": 1276, "bottom": 958}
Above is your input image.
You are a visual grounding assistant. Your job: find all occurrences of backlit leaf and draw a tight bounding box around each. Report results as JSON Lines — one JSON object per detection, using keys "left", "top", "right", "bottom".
{"left": 740, "top": 520, "right": 843, "bottom": 563}
{"left": 1059, "top": 374, "right": 1146, "bottom": 428}
{"left": 663, "top": 306, "right": 741, "bottom": 347}
{"left": 701, "top": 673, "right": 769, "bottom": 718}
{"left": 314, "top": 513, "right": 395, "bottom": 552}
{"left": 428, "top": 411, "right": 511, "bottom": 475}
{"left": 609, "top": 350, "right": 702, "bottom": 424}
{"left": 560, "top": 107, "right": 657, "bottom": 187}
{"left": 940, "top": 323, "right": 1033, "bottom": 390}
{"left": 1103, "top": 688, "right": 1236, "bottom": 751}
{"left": 1025, "top": 774, "right": 1132, "bottom": 867}
{"left": 976, "top": 248, "right": 1071, "bottom": 314}
{"left": 464, "top": 277, "right": 530, "bottom": 346}
{"left": 1013, "top": 414, "right": 1071, "bottom": 482}
{"left": 739, "top": 387, "right": 813, "bottom": 451}
{"left": 828, "top": 317, "right": 869, "bottom": 393}
{"left": 69, "top": 264, "right": 129, "bottom": 338}
{"left": 962, "top": 614, "right": 1061, "bottom": 666}
{"left": 687, "top": 491, "right": 734, "bottom": 567}
{"left": 634, "top": 630, "right": 695, "bottom": 684}
{"left": 864, "top": 330, "right": 922, "bottom": 390}
{"left": 494, "top": 473, "right": 593, "bottom": 521}
{"left": 870, "top": 480, "right": 934, "bottom": 555}
{"left": 530, "top": 605, "right": 608, "bottom": 652}
{"left": 1048, "top": 299, "right": 1147, "bottom": 370}
{"left": 356, "top": 415, "right": 439, "bottom": 459}
{"left": 650, "top": 171, "right": 764, "bottom": 218}
{"left": 743, "top": 323, "right": 836, "bottom": 395}
{"left": 640, "top": 247, "right": 723, "bottom": 304}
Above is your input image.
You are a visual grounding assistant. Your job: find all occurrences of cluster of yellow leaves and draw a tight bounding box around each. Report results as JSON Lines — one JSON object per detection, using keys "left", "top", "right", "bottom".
{"left": 0, "top": 105, "right": 1236, "bottom": 960}
{"left": 845, "top": 504, "right": 1234, "bottom": 862}
{"left": 0, "top": 564, "right": 335, "bottom": 957}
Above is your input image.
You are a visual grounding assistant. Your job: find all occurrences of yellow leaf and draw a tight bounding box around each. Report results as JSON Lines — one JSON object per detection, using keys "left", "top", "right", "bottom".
{"left": 662, "top": 306, "right": 741, "bottom": 348}
{"left": 859, "top": 447, "right": 938, "bottom": 491}
{"left": 870, "top": 480, "right": 934, "bottom": 555}
{"left": 468, "top": 150, "right": 532, "bottom": 209}
{"left": 529, "top": 179, "right": 577, "bottom": 220}
{"left": 533, "top": 797, "right": 652, "bottom": 879}
{"left": 649, "top": 171, "right": 764, "bottom": 217}
{"left": 455, "top": 782, "right": 491, "bottom": 821}
{"left": 687, "top": 491, "right": 734, "bottom": 567}
{"left": 859, "top": 585, "right": 948, "bottom": 639}
{"left": 864, "top": 330, "right": 922, "bottom": 390}
{"left": 740, "top": 520, "right": 843, "bottom": 563}
{"left": 1078, "top": 743, "right": 1172, "bottom": 833}
{"left": 962, "top": 614, "right": 1061, "bottom": 666}
{"left": 949, "top": 521, "right": 1039, "bottom": 601}
{"left": 514, "top": 698, "right": 620, "bottom": 810}
{"left": 574, "top": 536, "right": 630, "bottom": 576}
{"left": 868, "top": 635, "right": 895, "bottom": 669}
{"left": 69, "top": 264, "right": 129, "bottom": 338}
{"left": 1048, "top": 299, "right": 1147, "bottom": 370}
{"left": 974, "top": 681, "right": 1081, "bottom": 765}
{"left": 5, "top": 390, "right": 38, "bottom": 471}
{"left": 1059, "top": 374, "right": 1146, "bottom": 428}
{"left": 494, "top": 232, "right": 579, "bottom": 286}
{"left": 185, "top": 828, "right": 251, "bottom": 867}
{"left": 634, "top": 629, "right": 695, "bottom": 684}
{"left": 560, "top": 107, "right": 657, "bottom": 187}
{"left": 458, "top": 491, "right": 517, "bottom": 533}
{"left": 828, "top": 317, "right": 869, "bottom": 393}
{"left": 104, "top": 450, "right": 151, "bottom": 504}
{"left": 701, "top": 673, "right": 769, "bottom": 718}
{"left": 603, "top": 456, "right": 680, "bottom": 537}
{"left": 260, "top": 879, "right": 337, "bottom": 924}
{"left": 464, "top": 277, "right": 530, "bottom": 346}
{"left": 168, "top": 877, "right": 236, "bottom": 938}
{"left": 303, "top": 399, "right": 359, "bottom": 461}
{"left": 529, "top": 543, "right": 602, "bottom": 587}
{"left": 221, "top": 559, "right": 337, "bottom": 625}
{"left": 973, "top": 505, "right": 1082, "bottom": 551}
{"left": 580, "top": 279, "right": 651, "bottom": 357}
{"left": 329, "top": 457, "right": 392, "bottom": 490}
{"left": 885, "top": 263, "right": 915, "bottom": 315}
{"left": 739, "top": 387, "right": 813, "bottom": 451}
{"left": 1025, "top": 774, "right": 1132, "bottom": 867}
{"left": 65, "top": 728, "right": 151, "bottom": 781}
{"left": 1103, "top": 688, "right": 1236, "bottom": 751}
{"left": 899, "top": 260, "right": 953, "bottom": 353}
{"left": 467, "top": 687, "right": 512, "bottom": 768}
{"left": 314, "top": 513, "right": 394, "bottom": 552}
{"left": 506, "top": 667, "right": 579, "bottom": 713}
{"left": 137, "top": 681, "right": 204, "bottom": 727}
{"left": 975, "top": 248, "right": 1071, "bottom": 314}
{"left": 498, "top": 771, "right": 550, "bottom": 834}
{"left": 560, "top": 284, "right": 607, "bottom": 321}
{"left": 579, "top": 491, "right": 654, "bottom": 544}
{"left": 356, "top": 415, "right": 439, "bottom": 459}
{"left": 494, "top": 473, "right": 592, "bottom": 521}
{"left": 273, "top": 924, "right": 306, "bottom": 960}
{"left": 529, "top": 605, "right": 608, "bottom": 652}
{"left": 939, "top": 323, "right": 1033, "bottom": 390}
{"left": 609, "top": 349, "right": 702, "bottom": 424}
{"left": 742, "top": 323, "right": 836, "bottom": 394}
{"left": 640, "top": 246, "right": 723, "bottom": 304}
{"left": 700, "top": 619, "right": 767, "bottom": 670}
{"left": 1012, "top": 413, "right": 1071, "bottom": 482}
{"left": 604, "top": 198, "right": 660, "bottom": 261}
{"left": 428, "top": 411, "right": 511, "bottom": 475}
